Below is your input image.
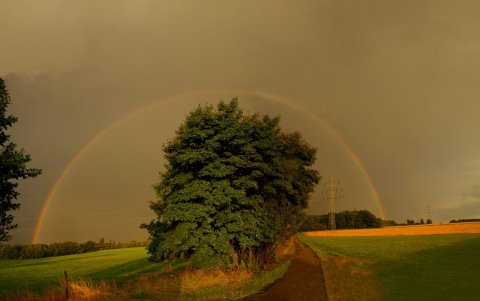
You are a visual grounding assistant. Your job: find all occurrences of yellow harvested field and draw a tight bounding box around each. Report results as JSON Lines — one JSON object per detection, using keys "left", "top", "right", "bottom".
{"left": 304, "top": 222, "right": 480, "bottom": 237}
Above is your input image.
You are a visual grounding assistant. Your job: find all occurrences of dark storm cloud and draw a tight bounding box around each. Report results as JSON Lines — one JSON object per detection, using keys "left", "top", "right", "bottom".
{"left": 1, "top": 0, "right": 480, "bottom": 242}
{"left": 464, "top": 185, "right": 480, "bottom": 201}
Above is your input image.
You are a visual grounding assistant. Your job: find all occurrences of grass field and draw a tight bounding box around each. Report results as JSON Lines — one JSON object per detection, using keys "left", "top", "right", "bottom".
{"left": 301, "top": 233, "right": 480, "bottom": 301}
{"left": 0, "top": 247, "right": 178, "bottom": 295}
{"left": 0, "top": 246, "right": 291, "bottom": 300}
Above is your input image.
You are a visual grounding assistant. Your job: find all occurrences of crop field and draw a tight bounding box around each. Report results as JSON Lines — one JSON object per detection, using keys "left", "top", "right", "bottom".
{"left": 301, "top": 230, "right": 480, "bottom": 301}
{"left": 304, "top": 221, "right": 480, "bottom": 237}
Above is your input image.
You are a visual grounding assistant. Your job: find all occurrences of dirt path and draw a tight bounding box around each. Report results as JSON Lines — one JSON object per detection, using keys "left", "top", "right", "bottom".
{"left": 242, "top": 241, "right": 327, "bottom": 301}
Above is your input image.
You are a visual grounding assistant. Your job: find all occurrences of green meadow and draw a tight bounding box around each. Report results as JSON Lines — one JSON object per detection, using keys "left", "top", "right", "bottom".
{"left": 0, "top": 247, "right": 177, "bottom": 295}
{"left": 0, "top": 246, "right": 289, "bottom": 300}
{"left": 301, "top": 233, "right": 480, "bottom": 301}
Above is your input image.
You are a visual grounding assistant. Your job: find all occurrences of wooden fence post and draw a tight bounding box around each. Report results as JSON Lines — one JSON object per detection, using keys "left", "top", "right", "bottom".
{"left": 64, "top": 270, "right": 69, "bottom": 300}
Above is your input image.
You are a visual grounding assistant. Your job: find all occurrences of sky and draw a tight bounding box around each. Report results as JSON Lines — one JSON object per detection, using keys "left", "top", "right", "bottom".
{"left": 1, "top": 0, "right": 480, "bottom": 244}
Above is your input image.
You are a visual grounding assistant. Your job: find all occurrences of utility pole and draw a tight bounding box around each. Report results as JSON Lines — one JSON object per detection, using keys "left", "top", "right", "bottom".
{"left": 321, "top": 176, "right": 344, "bottom": 230}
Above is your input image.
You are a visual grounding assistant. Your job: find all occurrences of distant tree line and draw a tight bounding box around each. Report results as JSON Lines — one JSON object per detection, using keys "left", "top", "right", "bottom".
{"left": 299, "top": 210, "right": 382, "bottom": 231}
{"left": 449, "top": 218, "right": 480, "bottom": 223}
{"left": 381, "top": 220, "right": 397, "bottom": 227}
{"left": 406, "top": 218, "right": 432, "bottom": 225}
{"left": 0, "top": 240, "right": 147, "bottom": 260}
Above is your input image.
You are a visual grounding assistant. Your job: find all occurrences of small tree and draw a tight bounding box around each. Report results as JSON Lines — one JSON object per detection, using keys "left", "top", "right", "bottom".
{"left": 0, "top": 78, "right": 41, "bottom": 242}
{"left": 426, "top": 218, "right": 432, "bottom": 224}
{"left": 142, "top": 99, "right": 319, "bottom": 268}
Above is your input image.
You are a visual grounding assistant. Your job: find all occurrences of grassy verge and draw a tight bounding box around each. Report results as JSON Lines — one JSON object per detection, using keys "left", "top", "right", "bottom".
{"left": 179, "top": 261, "right": 290, "bottom": 300}
{"left": 180, "top": 237, "right": 295, "bottom": 300}
{"left": 300, "top": 233, "right": 480, "bottom": 301}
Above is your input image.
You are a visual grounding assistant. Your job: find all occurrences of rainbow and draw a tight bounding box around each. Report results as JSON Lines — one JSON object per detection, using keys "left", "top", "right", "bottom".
{"left": 32, "top": 89, "right": 385, "bottom": 244}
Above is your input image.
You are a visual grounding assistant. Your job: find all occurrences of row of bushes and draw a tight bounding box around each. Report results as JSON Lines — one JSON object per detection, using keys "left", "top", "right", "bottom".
{"left": 0, "top": 240, "right": 147, "bottom": 260}
{"left": 299, "top": 210, "right": 382, "bottom": 231}
{"left": 406, "top": 218, "right": 432, "bottom": 225}
{"left": 450, "top": 218, "right": 480, "bottom": 223}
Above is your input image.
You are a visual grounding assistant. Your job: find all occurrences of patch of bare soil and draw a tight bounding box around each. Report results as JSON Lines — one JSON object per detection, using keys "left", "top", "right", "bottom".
{"left": 242, "top": 241, "right": 327, "bottom": 301}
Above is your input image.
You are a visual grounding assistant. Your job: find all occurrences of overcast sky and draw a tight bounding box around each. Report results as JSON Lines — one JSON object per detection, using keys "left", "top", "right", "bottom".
{"left": 1, "top": 0, "right": 480, "bottom": 244}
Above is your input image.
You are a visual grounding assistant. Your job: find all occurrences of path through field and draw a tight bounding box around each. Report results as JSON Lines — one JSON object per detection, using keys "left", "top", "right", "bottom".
{"left": 243, "top": 241, "right": 327, "bottom": 301}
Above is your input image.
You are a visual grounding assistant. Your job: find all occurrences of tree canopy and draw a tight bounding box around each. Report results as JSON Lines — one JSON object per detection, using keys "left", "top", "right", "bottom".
{"left": 0, "top": 78, "right": 41, "bottom": 242}
{"left": 142, "top": 99, "right": 319, "bottom": 268}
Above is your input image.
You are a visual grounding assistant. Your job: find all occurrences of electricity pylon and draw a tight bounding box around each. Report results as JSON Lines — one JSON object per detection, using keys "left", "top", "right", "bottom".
{"left": 424, "top": 205, "right": 435, "bottom": 222}
{"left": 321, "top": 176, "right": 344, "bottom": 230}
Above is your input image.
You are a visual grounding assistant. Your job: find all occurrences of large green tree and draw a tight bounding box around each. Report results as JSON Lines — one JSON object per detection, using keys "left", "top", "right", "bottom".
{"left": 142, "top": 99, "right": 319, "bottom": 268}
{"left": 0, "top": 78, "right": 41, "bottom": 242}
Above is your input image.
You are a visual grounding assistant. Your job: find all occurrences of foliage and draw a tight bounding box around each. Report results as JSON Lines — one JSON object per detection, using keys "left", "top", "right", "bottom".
{"left": 0, "top": 240, "right": 147, "bottom": 259}
{"left": 142, "top": 99, "right": 319, "bottom": 268}
{"left": 381, "top": 220, "right": 397, "bottom": 227}
{"left": 335, "top": 210, "right": 382, "bottom": 229}
{"left": 450, "top": 218, "right": 480, "bottom": 223}
{"left": 0, "top": 78, "right": 41, "bottom": 242}
{"left": 406, "top": 218, "right": 434, "bottom": 225}
{"left": 299, "top": 214, "right": 329, "bottom": 231}
{"left": 299, "top": 210, "right": 382, "bottom": 231}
